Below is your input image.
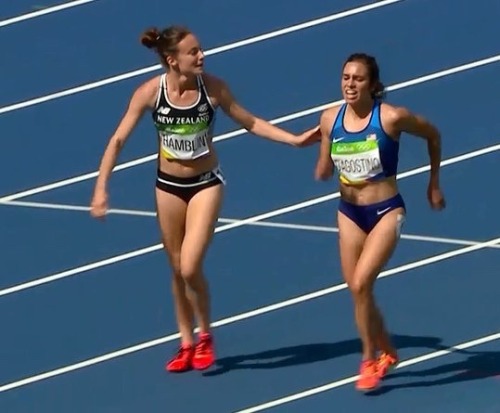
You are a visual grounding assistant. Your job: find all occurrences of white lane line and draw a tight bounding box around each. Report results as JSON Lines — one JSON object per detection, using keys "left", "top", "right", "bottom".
{"left": 234, "top": 332, "right": 500, "bottom": 412}
{"left": 217, "top": 219, "right": 500, "bottom": 250}
{"left": 1, "top": 53, "right": 499, "bottom": 203}
{"left": 0, "top": 0, "right": 404, "bottom": 114}
{"left": 0, "top": 0, "right": 100, "bottom": 28}
{"left": 3, "top": 200, "right": 500, "bottom": 250}
{"left": 1, "top": 237, "right": 499, "bottom": 393}
{"left": 0, "top": 200, "right": 155, "bottom": 217}
{"left": 0, "top": 142, "right": 498, "bottom": 298}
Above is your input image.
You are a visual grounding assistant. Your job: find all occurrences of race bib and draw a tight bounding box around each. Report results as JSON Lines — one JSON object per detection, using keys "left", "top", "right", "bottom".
{"left": 330, "top": 140, "right": 383, "bottom": 183}
{"left": 160, "top": 129, "right": 210, "bottom": 160}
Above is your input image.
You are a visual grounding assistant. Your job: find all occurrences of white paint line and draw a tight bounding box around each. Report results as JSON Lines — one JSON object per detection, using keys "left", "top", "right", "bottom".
{"left": 0, "top": 236, "right": 499, "bottom": 393}
{"left": 0, "top": 142, "right": 498, "bottom": 298}
{"left": 1, "top": 53, "right": 499, "bottom": 203}
{"left": 0, "top": 0, "right": 99, "bottom": 28}
{"left": 0, "top": 200, "right": 155, "bottom": 217}
{"left": 234, "top": 332, "right": 500, "bottom": 412}
{"left": 216, "top": 219, "right": 500, "bottom": 250}
{"left": 3, "top": 199, "right": 500, "bottom": 250}
{"left": 0, "top": 0, "right": 404, "bottom": 114}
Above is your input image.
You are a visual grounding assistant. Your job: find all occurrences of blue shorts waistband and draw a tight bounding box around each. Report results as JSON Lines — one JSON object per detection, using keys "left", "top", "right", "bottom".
{"left": 338, "top": 193, "right": 406, "bottom": 234}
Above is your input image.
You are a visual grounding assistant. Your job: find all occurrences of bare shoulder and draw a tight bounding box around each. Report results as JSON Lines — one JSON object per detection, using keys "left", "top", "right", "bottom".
{"left": 380, "top": 102, "right": 411, "bottom": 122}
{"left": 380, "top": 101, "right": 438, "bottom": 138}
{"left": 379, "top": 102, "right": 413, "bottom": 137}
{"left": 200, "top": 72, "right": 226, "bottom": 106}
{"left": 138, "top": 75, "right": 162, "bottom": 101}
{"left": 127, "top": 75, "right": 162, "bottom": 110}
{"left": 201, "top": 72, "right": 225, "bottom": 88}
{"left": 321, "top": 105, "right": 342, "bottom": 122}
{"left": 320, "top": 104, "right": 342, "bottom": 133}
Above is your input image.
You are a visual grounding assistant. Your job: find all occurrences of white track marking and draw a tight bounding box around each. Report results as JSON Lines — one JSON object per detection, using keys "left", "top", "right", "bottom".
{"left": 0, "top": 237, "right": 499, "bottom": 393}
{"left": 0, "top": 200, "right": 155, "bottom": 217}
{"left": 234, "top": 332, "right": 500, "bottom": 412}
{"left": 0, "top": 0, "right": 99, "bottom": 28}
{"left": 0, "top": 0, "right": 404, "bottom": 114}
{"left": 0, "top": 142, "right": 498, "bottom": 298}
{"left": 217, "top": 219, "right": 500, "bottom": 249}
{"left": 1, "top": 54, "right": 499, "bottom": 203}
{"left": 3, "top": 200, "right": 500, "bottom": 250}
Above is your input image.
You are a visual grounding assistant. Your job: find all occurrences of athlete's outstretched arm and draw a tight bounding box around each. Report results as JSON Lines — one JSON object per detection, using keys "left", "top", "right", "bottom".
{"left": 91, "top": 84, "right": 151, "bottom": 218}
{"left": 213, "top": 77, "right": 320, "bottom": 147}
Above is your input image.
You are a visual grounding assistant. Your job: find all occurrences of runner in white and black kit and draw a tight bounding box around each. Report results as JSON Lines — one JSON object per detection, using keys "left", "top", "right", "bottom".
{"left": 152, "top": 72, "right": 225, "bottom": 202}
{"left": 90, "top": 25, "right": 321, "bottom": 374}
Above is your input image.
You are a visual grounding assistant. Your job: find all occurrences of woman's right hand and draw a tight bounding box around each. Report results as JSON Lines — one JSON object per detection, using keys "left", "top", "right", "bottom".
{"left": 90, "top": 190, "right": 109, "bottom": 219}
{"left": 314, "top": 159, "right": 334, "bottom": 181}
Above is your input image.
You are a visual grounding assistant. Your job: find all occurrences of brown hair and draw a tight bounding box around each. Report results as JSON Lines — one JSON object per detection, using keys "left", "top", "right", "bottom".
{"left": 343, "top": 53, "right": 386, "bottom": 100}
{"left": 140, "top": 25, "right": 192, "bottom": 67}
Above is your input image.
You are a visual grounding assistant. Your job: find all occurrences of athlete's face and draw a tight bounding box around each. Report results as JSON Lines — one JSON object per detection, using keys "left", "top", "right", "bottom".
{"left": 167, "top": 34, "right": 205, "bottom": 75}
{"left": 341, "top": 61, "right": 373, "bottom": 104}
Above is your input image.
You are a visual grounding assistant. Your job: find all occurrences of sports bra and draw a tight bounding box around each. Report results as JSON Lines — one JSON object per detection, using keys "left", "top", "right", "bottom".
{"left": 152, "top": 74, "right": 216, "bottom": 160}
{"left": 329, "top": 100, "right": 399, "bottom": 185}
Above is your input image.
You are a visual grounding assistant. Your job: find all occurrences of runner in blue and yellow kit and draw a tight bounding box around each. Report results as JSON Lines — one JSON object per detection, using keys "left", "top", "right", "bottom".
{"left": 315, "top": 53, "right": 446, "bottom": 391}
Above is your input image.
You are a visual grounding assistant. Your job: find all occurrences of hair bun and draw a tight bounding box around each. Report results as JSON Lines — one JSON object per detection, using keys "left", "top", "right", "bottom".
{"left": 140, "top": 28, "right": 161, "bottom": 49}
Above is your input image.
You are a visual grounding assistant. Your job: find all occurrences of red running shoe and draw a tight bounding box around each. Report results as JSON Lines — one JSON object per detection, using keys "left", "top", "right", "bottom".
{"left": 192, "top": 332, "right": 215, "bottom": 370}
{"left": 377, "top": 351, "right": 399, "bottom": 378}
{"left": 355, "top": 359, "right": 381, "bottom": 392}
{"left": 165, "top": 344, "right": 194, "bottom": 373}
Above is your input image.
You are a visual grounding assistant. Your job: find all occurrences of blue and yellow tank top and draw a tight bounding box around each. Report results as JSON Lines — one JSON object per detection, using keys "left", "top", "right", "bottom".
{"left": 330, "top": 100, "right": 399, "bottom": 185}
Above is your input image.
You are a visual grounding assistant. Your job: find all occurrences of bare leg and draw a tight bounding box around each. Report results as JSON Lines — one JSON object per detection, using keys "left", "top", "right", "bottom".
{"left": 155, "top": 187, "right": 195, "bottom": 345}
{"left": 350, "top": 208, "right": 403, "bottom": 360}
{"left": 180, "top": 183, "right": 224, "bottom": 334}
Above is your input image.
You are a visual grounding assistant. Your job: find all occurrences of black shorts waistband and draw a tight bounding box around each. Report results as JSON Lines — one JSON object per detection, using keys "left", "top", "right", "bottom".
{"left": 156, "top": 167, "right": 224, "bottom": 188}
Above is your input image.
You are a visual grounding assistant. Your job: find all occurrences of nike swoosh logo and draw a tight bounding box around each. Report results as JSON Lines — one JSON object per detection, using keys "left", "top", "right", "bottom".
{"left": 377, "top": 207, "right": 391, "bottom": 215}
{"left": 332, "top": 138, "right": 344, "bottom": 143}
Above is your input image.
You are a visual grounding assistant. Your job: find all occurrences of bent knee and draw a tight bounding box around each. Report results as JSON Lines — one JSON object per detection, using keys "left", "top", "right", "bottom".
{"left": 349, "top": 276, "right": 375, "bottom": 298}
{"left": 179, "top": 263, "right": 203, "bottom": 284}
{"left": 164, "top": 250, "right": 182, "bottom": 276}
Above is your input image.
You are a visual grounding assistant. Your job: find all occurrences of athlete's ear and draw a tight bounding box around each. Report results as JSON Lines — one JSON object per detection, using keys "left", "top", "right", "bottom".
{"left": 165, "top": 54, "right": 176, "bottom": 68}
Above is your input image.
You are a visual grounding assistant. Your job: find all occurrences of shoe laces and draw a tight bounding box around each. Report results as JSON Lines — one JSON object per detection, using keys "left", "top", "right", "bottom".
{"left": 195, "top": 336, "right": 212, "bottom": 355}
{"left": 379, "top": 352, "right": 396, "bottom": 365}
{"left": 361, "top": 360, "right": 377, "bottom": 375}
{"left": 175, "top": 344, "right": 192, "bottom": 358}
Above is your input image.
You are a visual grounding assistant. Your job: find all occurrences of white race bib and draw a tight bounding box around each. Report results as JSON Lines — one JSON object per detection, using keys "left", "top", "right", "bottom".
{"left": 160, "top": 129, "right": 210, "bottom": 160}
{"left": 330, "top": 140, "right": 383, "bottom": 183}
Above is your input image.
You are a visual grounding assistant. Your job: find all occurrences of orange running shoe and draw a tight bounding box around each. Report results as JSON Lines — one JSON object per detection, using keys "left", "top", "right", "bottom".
{"left": 192, "top": 332, "right": 215, "bottom": 370}
{"left": 355, "top": 359, "right": 381, "bottom": 392}
{"left": 377, "top": 352, "right": 399, "bottom": 378}
{"left": 165, "top": 344, "right": 194, "bottom": 373}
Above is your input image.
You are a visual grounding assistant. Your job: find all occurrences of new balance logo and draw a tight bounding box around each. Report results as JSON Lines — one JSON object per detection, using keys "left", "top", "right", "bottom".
{"left": 199, "top": 172, "right": 212, "bottom": 182}
{"left": 157, "top": 106, "right": 171, "bottom": 115}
